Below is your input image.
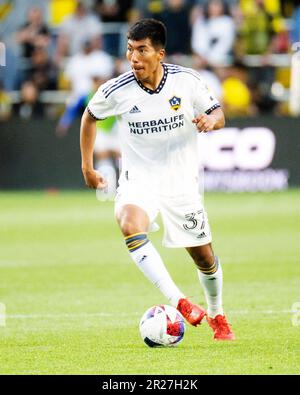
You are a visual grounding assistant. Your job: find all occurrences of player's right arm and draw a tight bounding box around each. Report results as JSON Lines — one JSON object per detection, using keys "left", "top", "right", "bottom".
{"left": 80, "top": 109, "right": 107, "bottom": 189}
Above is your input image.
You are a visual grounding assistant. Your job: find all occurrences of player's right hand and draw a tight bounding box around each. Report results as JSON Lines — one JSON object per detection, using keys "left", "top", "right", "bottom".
{"left": 82, "top": 169, "right": 107, "bottom": 189}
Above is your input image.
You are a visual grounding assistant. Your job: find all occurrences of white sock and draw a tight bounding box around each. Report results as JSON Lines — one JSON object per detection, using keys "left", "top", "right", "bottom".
{"left": 129, "top": 240, "right": 185, "bottom": 306}
{"left": 197, "top": 257, "right": 224, "bottom": 318}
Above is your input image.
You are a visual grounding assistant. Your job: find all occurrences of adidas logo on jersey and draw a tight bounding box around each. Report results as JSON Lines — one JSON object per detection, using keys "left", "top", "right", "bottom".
{"left": 197, "top": 232, "right": 206, "bottom": 239}
{"left": 129, "top": 105, "right": 141, "bottom": 114}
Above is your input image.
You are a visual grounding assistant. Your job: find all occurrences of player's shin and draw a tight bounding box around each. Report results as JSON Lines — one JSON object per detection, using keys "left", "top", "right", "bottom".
{"left": 197, "top": 256, "right": 224, "bottom": 318}
{"left": 125, "top": 233, "right": 184, "bottom": 306}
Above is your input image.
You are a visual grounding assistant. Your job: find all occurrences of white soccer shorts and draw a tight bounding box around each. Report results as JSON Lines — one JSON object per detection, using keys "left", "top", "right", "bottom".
{"left": 114, "top": 181, "right": 212, "bottom": 248}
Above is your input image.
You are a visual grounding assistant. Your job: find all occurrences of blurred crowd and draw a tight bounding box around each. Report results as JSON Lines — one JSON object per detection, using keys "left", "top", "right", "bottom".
{"left": 1, "top": 0, "right": 300, "bottom": 122}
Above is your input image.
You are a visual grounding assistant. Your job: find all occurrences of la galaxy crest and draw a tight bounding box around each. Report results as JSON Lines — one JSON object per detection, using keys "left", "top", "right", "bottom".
{"left": 169, "top": 96, "right": 181, "bottom": 111}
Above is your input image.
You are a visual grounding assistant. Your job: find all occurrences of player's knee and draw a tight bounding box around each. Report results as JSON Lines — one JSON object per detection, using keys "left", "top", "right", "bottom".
{"left": 187, "top": 246, "right": 215, "bottom": 271}
{"left": 189, "top": 250, "right": 215, "bottom": 271}
{"left": 119, "top": 221, "right": 145, "bottom": 237}
{"left": 116, "top": 206, "right": 149, "bottom": 237}
{"left": 194, "top": 255, "right": 215, "bottom": 270}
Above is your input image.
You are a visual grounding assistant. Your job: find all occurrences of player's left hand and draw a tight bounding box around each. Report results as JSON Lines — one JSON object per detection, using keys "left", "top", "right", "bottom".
{"left": 192, "top": 114, "right": 216, "bottom": 133}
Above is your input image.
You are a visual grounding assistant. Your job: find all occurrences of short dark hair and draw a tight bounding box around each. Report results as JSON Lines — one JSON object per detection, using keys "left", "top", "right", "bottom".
{"left": 127, "top": 18, "right": 167, "bottom": 49}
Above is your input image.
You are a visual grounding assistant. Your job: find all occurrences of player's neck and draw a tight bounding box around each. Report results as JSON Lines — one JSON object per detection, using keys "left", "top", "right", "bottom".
{"left": 139, "top": 63, "right": 164, "bottom": 91}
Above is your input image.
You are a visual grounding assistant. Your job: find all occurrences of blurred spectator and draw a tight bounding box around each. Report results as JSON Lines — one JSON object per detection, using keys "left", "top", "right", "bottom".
{"left": 248, "top": 66, "right": 277, "bottom": 114}
{"left": 236, "top": 0, "right": 286, "bottom": 56}
{"left": 290, "top": 3, "right": 300, "bottom": 44}
{"left": 15, "top": 6, "right": 51, "bottom": 58}
{"left": 4, "top": 0, "right": 298, "bottom": 120}
{"left": 55, "top": 1, "right": 103, "bottom": 66}
{"left": 56, "top": 75, "right": 102, "bottom": 136}
{"left": 26, "top": 46, "right": 58, "bottom": 91}
{"left": 194, "top": 0, "right": 238, "bottom": 16}
{"left": 0, "top": 36, "right": 18, "bottom": 91}
{"left": 193, "top": 54, "right": 223, "bottom": 103}
{"left": 114, "top": 57, "right": 132, "bottom": 75}
{"left": 56, "top": 74, "right": 120, "bottom": 200}
{"left": 233, "top": 1, "right": 287, "bottom": 115}
{"left": 64, "top": 39, "right": 114, "bottom": 101}
{"left": 218, "top": 61, "right": 257, "bottom": 117}
{"left": 136, "top": 0, "right": 197, "bottom": 19}
{"left": 56, "top": 67, "right": 121, "bottom": 197}
{"left": 154, "top": 0, "right": 192, "bottom": 56}
{"left": 94, "top": 0, "right": 134, "bottom": 56}
{"left": 0, "top": 82, "right": 12, "bottom": 121}
{"left": 14, "top": 81, "right": 44, "bottom": 120}
{"left": 191, "top": 0, "right": 236, "bottom": 67}
{"left": 133, "top": 0, "right": 164, "bottom": 18}
{"left": 56, "top": 39, "right": 114, "bottom": 135}
{"left": 95, "top": 0, "right": 133, "bottom": 22}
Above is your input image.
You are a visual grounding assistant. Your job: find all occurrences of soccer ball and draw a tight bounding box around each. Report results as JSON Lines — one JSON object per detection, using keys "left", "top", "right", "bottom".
{"left": 139, "top": 304, "right": 185, "bottom": 347}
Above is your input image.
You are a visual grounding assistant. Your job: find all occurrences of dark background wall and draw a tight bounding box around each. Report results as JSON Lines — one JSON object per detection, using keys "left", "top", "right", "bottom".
{"left": 0, "top": 116, "right": 299, "bottom": 189}
{"left": 0, "top": 118, "right": 83, "bottom": 189}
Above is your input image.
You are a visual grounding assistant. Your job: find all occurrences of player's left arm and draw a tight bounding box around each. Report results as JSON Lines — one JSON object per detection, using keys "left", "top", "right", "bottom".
{"left": 192, "top": 107, "right": 225, "bottom": 133}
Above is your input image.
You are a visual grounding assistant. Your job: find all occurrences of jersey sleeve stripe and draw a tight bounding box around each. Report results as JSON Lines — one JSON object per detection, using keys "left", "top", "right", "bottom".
{"left": 86, "top": 106, "right": 106, "bottom": 120}
{"left": 104, "top": 77, "right": 135, "bottom": 98}
{"left": 167, "top": 69, "right": 203, "bottom": 82}
{"left": 165, "top": 64, "right": 204, "bottom": 80}
{"left": 103, "top": 72, "right": 134, "bottom": 94}
{"left": 205, "top": 103, "right": 221, "bottom": 114}
{"left": 164, "top": 63, "right": 180, "bottom": 69}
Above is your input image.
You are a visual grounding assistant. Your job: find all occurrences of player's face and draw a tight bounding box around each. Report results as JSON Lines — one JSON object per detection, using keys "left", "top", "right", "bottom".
{"left": 126, "top": 38, "right": 165, "bottom": 83}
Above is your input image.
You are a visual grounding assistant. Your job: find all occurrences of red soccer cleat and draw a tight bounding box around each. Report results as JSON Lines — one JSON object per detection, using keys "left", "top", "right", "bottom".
{"left": 177, "top": 298, "right": 206, "bottom": 327}
{"left": 206, "top": 314, "right": 235, "bottom": 340}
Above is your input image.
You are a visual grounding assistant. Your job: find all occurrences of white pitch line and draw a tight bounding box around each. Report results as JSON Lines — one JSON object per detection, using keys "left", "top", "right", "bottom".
{"left": 5, "top": 309, "right": 294, "bottom": 320}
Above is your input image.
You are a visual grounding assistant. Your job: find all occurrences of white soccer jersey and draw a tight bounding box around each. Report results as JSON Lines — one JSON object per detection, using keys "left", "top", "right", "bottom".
{"left": 87, "top": 63, "right": 220, "bottom": 196}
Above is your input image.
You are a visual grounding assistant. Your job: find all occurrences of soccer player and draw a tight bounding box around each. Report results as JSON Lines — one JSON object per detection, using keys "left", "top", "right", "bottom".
{"left": 80, "top": 19, "right": 235, "bottom": 340}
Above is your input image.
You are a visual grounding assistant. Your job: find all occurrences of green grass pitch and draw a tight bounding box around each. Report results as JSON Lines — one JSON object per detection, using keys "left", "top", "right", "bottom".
{"left": 0, "top": 190, "right": 299, "bottom": 375}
